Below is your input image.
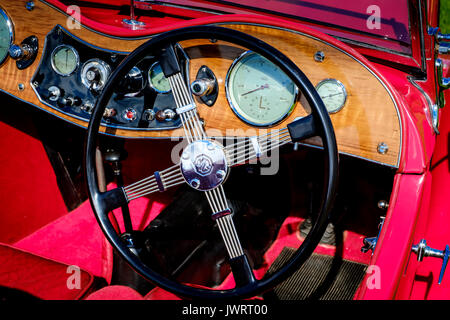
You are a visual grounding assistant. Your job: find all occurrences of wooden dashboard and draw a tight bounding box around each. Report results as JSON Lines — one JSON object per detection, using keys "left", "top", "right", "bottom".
{"left": 0, "top": 1, "right": 401, "bottom": 167}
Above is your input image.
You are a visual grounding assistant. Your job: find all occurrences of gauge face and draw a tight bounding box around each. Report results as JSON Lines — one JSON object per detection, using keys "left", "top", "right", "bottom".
{"left": 226, "top": 52, "right": 297, "bottom": 127}
{"left": 51, "top": 45, "right": 79, "bottom": 76}
{"left": 148, "top": 62, "right": 171, "bottom": 93}
{"left": 315, "top": 79, "right": 347, "bottom": 113}
{"left": 0, "top": 9, "right": 13, "bottom": 65}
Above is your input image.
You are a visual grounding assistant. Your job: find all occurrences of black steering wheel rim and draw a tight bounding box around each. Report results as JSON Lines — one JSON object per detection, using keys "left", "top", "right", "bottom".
{"left": 85, "top": 25, "right": 339, "bottom": 299}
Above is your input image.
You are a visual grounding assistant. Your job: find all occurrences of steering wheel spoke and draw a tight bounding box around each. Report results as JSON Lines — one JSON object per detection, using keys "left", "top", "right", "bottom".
{"left": 224, "top": 114, "right": 318, "bottom": 166}
{"left": 225, "top": 127, "right": 292, "bottom": 166}
{"left": 205, "top": 186, "right": 257, "bottom": 287}
{"left": 123, "top": 164, "right": 184, "bottom": 201}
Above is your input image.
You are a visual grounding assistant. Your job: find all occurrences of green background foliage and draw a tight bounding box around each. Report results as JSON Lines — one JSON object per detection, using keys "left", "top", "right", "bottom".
{"left": 441, "top": 0, "right": 450, "bottom": 33}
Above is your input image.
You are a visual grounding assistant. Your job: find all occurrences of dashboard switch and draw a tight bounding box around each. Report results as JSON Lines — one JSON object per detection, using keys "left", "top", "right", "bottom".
{"left": 58, "top": 95, "right": 81, "bottom": 108}
{"left": 156, "top": 108, "right": 177, "bottom": 122}
{"left": 103, "top": 108, "right": 117, "bottom": 119}
{"left": 44, "top": 86, "right": 61, "bottom": 102}
{"left": 123, "top": 108, "right": 137, "bottom": 122}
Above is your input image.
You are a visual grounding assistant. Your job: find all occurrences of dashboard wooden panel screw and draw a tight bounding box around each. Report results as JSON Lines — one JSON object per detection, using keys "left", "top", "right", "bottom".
{"left": 18, "top": 83, "right": 25, "bottom": 91}
{"left": 377, "top": 142, "right": 389, "bottom": 154}
{"left": 314, "top": 51, "right": 325, "bottom": 62}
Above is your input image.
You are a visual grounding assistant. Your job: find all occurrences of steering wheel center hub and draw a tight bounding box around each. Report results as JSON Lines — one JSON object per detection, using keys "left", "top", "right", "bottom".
{"left": 180, "top": 140, "right": 229, "bottom": 191}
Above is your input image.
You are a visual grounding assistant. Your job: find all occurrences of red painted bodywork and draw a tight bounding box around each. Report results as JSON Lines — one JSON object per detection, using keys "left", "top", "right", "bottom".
{"left": 17, "top": 0, "right": 448, "bottom": 299}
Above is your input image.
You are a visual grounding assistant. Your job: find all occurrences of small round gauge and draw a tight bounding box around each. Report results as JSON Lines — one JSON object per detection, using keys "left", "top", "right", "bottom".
{"left": 148, "top": 61, "right": 171, "bottom": 93}
{"left": 51, "top": 45, "right": 79, "bottom": 76}
{"left": 315, "top": 79, "right": 347, "bottom": 113}
{"left": 0, "top": 9, "right": 14, "bottom": 66}
{"left": 226, "top": 51, "right": 297, "bottom": 127}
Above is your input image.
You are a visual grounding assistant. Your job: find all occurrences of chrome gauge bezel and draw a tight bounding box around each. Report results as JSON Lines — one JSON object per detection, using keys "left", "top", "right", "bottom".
{"left": 315, "top": 78, "right": 347, "bottom": 114}
{"left": 51, "top": 44, "right": 80, "bottom": 77}
{"left": 80, "top": 58, "right": 111, "bottom": 91}
{"left": 148, "top": 61, "right": 171, "bottom": 94}
{"left": 225, "top": 50, "right": 298, "bottom": 127}
{"left": 0, "top": 8, "right": 14, "bottom": 66}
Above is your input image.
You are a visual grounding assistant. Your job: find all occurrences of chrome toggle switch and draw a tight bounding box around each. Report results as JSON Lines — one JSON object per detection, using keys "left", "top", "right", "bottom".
{"left": 411, "top": 239, "right": 450, "bottom": 285}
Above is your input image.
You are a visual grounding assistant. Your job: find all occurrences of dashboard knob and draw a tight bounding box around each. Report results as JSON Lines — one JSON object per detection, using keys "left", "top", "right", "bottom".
{"left": 191, "top": 78, "right": 215, "bottom": 97}
{"left": 103, "top": 108, "right": 117, "bottom": 119}
{"left": 58, "top": 95, "right": 80, "bottom": 107}
{"left": 155, "top": 109, "right": 177, "bottom": 122}
{"left": 45, "top": 86, "right": 61, "bottom": 102}
{"left": 9, "top": 43, "right": 35, "bottom": 61}
{"left": 86, "top": 69, "right": 101, "bottom": 82}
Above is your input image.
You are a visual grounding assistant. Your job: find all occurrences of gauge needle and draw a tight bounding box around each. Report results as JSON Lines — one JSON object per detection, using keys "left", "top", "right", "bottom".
{"left": 241, "top": 83, "right": 269, "bottom": 97}
{"left": 322, "top": 92, "right": 342, "bottom": 99}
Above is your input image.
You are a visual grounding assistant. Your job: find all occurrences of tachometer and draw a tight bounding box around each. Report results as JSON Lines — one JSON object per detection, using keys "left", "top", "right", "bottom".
{"left": 315, "top": 79, "right": 347, "bottom": 113}
{"left": 0, "top": 8, "right": 13, "bottom": 66}
{"left": 51, "top": 45, "right": 79, "bottom": 76}
{"left": 226, "top": 51, "right": 297, "bottom": 127}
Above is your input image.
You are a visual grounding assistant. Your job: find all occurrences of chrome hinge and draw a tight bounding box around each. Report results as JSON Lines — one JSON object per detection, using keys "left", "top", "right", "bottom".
{"left": 435, "top": 58, "right": 450, "bottom": 109}
{"left": 361, "top": 216, "right": 385, "bottom": 255}
{"left": 411, "top": 239, "right": 450, "bottom": 285}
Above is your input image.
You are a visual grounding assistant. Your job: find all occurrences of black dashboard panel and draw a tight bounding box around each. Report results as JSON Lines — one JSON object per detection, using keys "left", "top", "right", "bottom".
{"left": 31, "top": 25, "right": 184, "bottom": 131}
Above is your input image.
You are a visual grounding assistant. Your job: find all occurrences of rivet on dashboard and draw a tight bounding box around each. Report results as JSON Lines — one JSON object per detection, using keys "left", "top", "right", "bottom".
{"left": 377, "top": 142, "right": 389, "bottom": 154}
{"left": 314, "top": 51, "right": 325, "bottom": 62}
{"left": 18, "top": 83, "right": 25, "bottom": 91}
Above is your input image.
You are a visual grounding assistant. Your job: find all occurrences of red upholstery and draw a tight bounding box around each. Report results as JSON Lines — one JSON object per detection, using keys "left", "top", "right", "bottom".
{"left": 0, "top": 243, "right": 93, "bottom": 300}
{"left": 86, "top": 285, "right": 144, "bottom": 300}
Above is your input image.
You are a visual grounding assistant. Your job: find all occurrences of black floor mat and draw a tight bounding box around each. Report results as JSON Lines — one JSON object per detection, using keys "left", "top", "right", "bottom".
{"left": 264, "top": 247, "right": 367, "bottom": 300}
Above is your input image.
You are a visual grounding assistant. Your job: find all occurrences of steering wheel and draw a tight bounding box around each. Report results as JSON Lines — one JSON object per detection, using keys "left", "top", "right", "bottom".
{"left": 85, "top": 26, "right": 338, "bottom": 299}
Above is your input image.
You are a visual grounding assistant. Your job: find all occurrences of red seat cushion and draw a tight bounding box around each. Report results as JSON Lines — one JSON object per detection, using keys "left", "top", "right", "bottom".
{"left": 86, "top": 285, "right": 144, "bottom": 300}
{"left": 0, "top": 243, "right": 94, "bottom": 300}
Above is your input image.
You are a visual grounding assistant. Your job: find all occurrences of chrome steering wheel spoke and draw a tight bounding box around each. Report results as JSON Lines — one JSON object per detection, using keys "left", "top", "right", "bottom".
{"left": 225, "top": 127, "right": 292, "bottom": 166}
{"left": 206, "top": 186, "right": 256, "bottom": 287}
{"left": 123, "top": 164, "right": 184, "bottom": 201}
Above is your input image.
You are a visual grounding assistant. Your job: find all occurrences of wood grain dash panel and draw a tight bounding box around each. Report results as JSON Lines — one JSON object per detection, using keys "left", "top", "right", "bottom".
{"left": 0, "top": 1, "right": 400, "bottom": 167}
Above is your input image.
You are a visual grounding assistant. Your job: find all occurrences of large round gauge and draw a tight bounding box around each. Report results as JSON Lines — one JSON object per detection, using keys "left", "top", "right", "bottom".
{"left": 0, "top": 9, "right": 14, "bottom": 66}
{"left": 315, "top": 79, "right": 347, "bottom": 113}
{"left": 226, "top": 51, "right": 297, "bottom": 127}
{"left": 51, "top": 45, "right": 79, "bottom": 76}
{"left": 148, "top": 61, "right": 171, "bottom": 93}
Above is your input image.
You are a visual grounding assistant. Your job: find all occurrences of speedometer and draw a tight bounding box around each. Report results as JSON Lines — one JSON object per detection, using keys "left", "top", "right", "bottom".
{"left": 226, "top": 51, "right": 297, "bottom": 127}
{"left": 0, "top": 8, "right": 13, "bottom": 66}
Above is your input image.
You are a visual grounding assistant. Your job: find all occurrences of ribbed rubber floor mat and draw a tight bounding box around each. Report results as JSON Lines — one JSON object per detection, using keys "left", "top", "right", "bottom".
{"left": 264, "top": 248, "right": 367, "bottom": 300}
